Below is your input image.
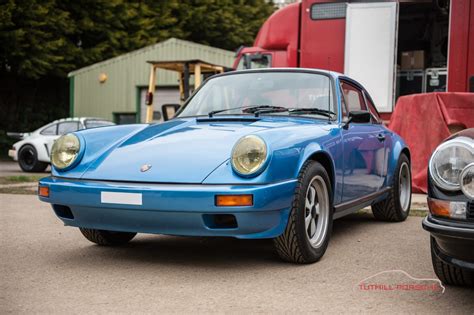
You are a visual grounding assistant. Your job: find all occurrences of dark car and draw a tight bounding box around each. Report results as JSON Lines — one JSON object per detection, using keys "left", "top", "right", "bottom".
{"left": 422, "top": 128, "right": 474, "bottom": 286}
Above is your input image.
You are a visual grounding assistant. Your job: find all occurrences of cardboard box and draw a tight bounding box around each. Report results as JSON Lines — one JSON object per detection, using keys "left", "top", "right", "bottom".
{"left": 401, "top": 50, "right": 425, "bottom": 70}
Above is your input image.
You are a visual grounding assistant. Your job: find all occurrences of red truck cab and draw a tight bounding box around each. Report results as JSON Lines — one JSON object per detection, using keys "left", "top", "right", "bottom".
{"left": 235, "top": 0, "right": 474, "bottom": 116}
{"left": 234, "top": 2, "right": 300, "bottom": 70}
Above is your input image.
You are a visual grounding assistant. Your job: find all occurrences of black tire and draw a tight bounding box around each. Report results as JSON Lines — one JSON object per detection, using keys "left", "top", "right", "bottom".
{"left": 372, "top": 153, "right": 411, "bottom": 222}
{"left": 18, "top": 144, "right": 48, "bottom": 172}
{"left": 273, "top": 161, "right": 333, "bottom": 264}
{"left": 79, "top": 228, "right": 136, "bottom": 246}
{"left": 430, "top": 237, "right": 474, "bottom": 287}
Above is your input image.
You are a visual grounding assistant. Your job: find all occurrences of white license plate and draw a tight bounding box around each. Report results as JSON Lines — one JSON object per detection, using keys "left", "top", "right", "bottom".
{"left": 101, "top": 192, "right": 142, "bottom": 205}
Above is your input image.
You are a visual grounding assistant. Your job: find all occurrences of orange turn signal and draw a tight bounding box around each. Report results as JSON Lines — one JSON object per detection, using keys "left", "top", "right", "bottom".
{"left": 215, "top": 194, "right": 253, "bottom": 207}
{"left": 38, "top": 186, "right": 49, "bottom": 198}
{"left": 427, "top": 198, "right": 450, "bottom": 218}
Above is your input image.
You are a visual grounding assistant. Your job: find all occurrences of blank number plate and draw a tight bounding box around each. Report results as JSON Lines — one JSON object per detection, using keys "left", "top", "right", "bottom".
{"left": 101, "top": 192, "right": 142, "bottom": 205}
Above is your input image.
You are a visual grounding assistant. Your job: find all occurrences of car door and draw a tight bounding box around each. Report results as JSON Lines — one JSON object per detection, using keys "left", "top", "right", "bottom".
{"left": 340, "top": 80, "right": 387, "bottom": 202}
{"left": 363, "top": 90, "right": 390, "bottom": 183}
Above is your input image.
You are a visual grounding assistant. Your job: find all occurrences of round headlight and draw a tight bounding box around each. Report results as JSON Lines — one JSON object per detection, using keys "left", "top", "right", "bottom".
{"left": 429, "top": 138, "right": 474, "bottom": 191}
{"left": 461, "top": 163, "right": 474, "bottom": 199}
{"left": 231, "top": 135, "right": 268, "bottom": 176}
{"left": 51, "top": 134, "right": 81, "bottom": 170}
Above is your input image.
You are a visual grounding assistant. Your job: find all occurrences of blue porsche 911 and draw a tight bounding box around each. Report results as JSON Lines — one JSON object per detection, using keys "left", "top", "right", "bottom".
{"left": 39, "top": 69, "right": 411, "bottom": 263}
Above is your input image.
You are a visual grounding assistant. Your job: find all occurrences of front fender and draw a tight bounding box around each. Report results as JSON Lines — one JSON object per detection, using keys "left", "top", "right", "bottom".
{"left": 51, "top": 124, "right": 148, "bottom": 178}
{"left": 203, "top": 125, "right": 342, "bottom": 205}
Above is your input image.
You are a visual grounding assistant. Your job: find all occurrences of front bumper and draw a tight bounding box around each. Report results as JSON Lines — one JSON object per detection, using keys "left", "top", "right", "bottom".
{"left": 423, "top": 215, "right": 474, "bottom": 271}
{"left": 8, "top": 149, "right": 17, "bottom": 160}
{"left": 38, "top": 176, "right": 297, "bottom": 239}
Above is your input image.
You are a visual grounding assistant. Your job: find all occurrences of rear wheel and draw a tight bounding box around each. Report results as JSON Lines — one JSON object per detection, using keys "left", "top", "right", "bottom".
{"left": 274, "top": 161, "right": 333, "bottom": 264}
{"left": 431, "top": 237, "right": 474, "bottom": 287}
{"left": 79, "top": 228, "right": 136, "bottom": 246}
{"left": 18, "top": 144, "right": 48, "bottom": 172}
{"left": 372, "top": 153, "right": 411, "bottom": 222}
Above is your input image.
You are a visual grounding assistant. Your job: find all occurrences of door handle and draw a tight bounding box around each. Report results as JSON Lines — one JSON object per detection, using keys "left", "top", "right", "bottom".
{"left": 376, "top": 133, "right": 386, "bottom": 142}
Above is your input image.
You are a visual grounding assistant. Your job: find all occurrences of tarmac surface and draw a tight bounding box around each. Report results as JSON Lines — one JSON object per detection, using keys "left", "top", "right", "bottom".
{"left": 0, "top": 160, "right": 50, "bottom": 177}
{"left": 1, "top": 193, "right": 473, "bottom": 314}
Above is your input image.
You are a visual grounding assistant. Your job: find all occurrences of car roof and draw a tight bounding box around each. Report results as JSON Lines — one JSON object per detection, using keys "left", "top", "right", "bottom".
{"left": 219, "top": 67, "right": 342, "bottom": 78}
{"left": 47, "top": 117, "right": 110, "bottom": 125}
{"left": 204, "top": 67, "right": 371, "bottom": 94}
{"left": 37, "top": 117, "right": 112, "bottom": 132}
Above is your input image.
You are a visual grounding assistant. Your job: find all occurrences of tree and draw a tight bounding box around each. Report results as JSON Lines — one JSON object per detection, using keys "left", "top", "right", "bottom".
{"left": 175, "top": 0, "right": 275, "bottom": 51}
{"left": 0, "top": 0, "right": 74, "bottom": 79}
{"left": 0, "top": 0, "right": 276, "bottom": 157}
{"left": 0, "top": 0, "right": 275, "bottom": 79}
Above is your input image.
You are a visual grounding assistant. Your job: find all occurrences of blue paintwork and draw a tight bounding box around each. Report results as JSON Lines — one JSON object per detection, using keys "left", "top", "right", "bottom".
{"left": 39, "top": 176, "right": 295, "bottom": 238}
{"left": 39, "top": 69, "right": 409, "bottom": 239}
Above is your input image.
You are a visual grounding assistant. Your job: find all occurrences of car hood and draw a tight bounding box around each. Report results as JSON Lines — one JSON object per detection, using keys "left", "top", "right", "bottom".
{"left": 81, "top": 117, "right": 321, "bottom": 183}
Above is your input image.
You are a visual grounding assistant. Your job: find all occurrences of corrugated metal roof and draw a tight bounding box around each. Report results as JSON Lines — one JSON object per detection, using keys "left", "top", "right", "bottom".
{"left": 68, "top": 38, "right": 234, "bottom": 77}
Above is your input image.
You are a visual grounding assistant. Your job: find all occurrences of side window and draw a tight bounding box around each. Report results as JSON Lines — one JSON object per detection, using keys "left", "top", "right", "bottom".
{"left": 40, "top": 124, "right": 57, "bottom": 135}
{"left": 340, "top": 81, "right": 366, "bottom": 112}
{"left": 58, "top": 122, "right": 79, "bottom": 135}
{"left": 364, "top": 92, "right": 382, "bottom": 124}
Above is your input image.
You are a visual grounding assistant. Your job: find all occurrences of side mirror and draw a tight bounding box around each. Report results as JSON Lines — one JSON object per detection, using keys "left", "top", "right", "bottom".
{"left": 162, "top": 104, "right": 181, "bottom": 121}
{"left": 343, "top": 110, "right": 371, "bottom": 129}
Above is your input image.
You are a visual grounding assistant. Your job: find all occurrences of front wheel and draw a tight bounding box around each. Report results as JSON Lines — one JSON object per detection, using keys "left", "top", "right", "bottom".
{"left": 79, "top": 228, "right": 136, "bottom": 246}
{"left": 372, "top": 153, "right": 411, "bottom": 222}
{"left": 431, "top": 237, "right": 474, "bottom": 287}
{"left": 274, "top": 161, "right": 333, "bottom": 264}
{"left": 18, "top": 144, "right": 48, "bottom": 172}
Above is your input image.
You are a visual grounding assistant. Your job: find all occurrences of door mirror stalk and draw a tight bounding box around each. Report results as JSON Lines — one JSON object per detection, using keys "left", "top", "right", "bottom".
{"left": 343, "top": 110, "right": 371, "bottom": 129}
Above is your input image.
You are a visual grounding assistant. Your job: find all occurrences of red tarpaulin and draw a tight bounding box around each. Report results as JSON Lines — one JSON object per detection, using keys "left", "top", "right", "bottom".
{"left": 388, "top": 92, "right": 474, "bottom": 193}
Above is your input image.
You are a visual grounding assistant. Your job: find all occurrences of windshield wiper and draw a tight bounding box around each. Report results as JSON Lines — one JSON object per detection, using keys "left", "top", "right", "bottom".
{"left": 208, "top": 106, "right": 245, "bottom": 117}
{"left": 242, "top": 105, "right": 288, "bottom": 116}
{"left": 207, "top": 105, "right": 335, "bottom": 119}
{"left": 288, "top": 108, "right": 335, "bottom": 118}
{"left": 207, "top": 105, "right": 287, "bottom": 118}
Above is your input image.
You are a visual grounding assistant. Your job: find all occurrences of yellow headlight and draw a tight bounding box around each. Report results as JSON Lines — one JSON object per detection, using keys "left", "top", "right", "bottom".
{"left": 51, "top": 134, "right": 80, "bottom": 169}
{"left": 231, "top": 135, "right": 267, "bottom": 176}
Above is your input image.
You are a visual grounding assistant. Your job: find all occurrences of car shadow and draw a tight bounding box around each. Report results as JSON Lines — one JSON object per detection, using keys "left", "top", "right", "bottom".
{"left": 54, "top": 211, "right": 385, "bottom": 269}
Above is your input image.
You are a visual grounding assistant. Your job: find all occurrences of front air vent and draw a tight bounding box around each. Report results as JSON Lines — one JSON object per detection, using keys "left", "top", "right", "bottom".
{"left": 53, "top": 204, "right": 74, "bottom": 219}
{"left": 202, "top": 214, "right": 238, "bottom": 229}
{"left": 467, "top": 202, "right": 474, "bottom": 221}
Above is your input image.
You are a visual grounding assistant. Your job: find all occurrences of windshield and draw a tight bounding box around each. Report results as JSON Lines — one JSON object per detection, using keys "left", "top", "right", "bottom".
{"left": 85, "top": 120, "right": 115, "bottom": 129}
{"left": 177, "top": 72, "right": 335, "bottom": 119}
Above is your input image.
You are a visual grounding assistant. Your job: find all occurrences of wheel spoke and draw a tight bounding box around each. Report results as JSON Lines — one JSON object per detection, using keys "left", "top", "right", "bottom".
{"left": 315, "top": 203, "right": 320, "bottom": 216}
{"left": 306, "top": 186, "right": 316, "bottom": 210}
{"left": 305, "top": 212, "right": 312, "bottom": 229}
{"left": 309, "top": 186, "right": 316, "bottom": 202}
{"left": 309, "top": 218, "right": 316, "bottom": 237}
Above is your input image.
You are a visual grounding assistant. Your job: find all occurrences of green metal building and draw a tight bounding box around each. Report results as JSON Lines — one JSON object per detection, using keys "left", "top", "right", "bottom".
{"left": 68, "top": 38, "right": 235, "bottom": 124}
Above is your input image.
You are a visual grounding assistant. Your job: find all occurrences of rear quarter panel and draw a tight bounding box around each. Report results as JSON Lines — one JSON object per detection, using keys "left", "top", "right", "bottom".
{"left": 385, "top": 129, "right": 410, "bottom": 187}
